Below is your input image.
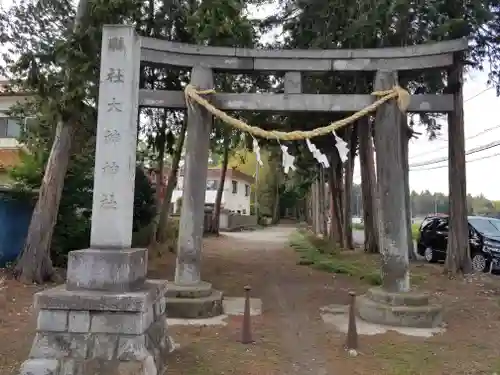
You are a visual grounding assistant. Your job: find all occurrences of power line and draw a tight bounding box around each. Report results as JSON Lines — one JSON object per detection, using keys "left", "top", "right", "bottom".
{"left": 464, "top": 86, "right": 494, "bottom": 103}
{"left": 409, "top": 86, "right": 495, "bottom": 160}
{"left": 409, "top": 139, "right": 500, "bottom": 168}
{"left": 352, "top": 139, "right": 500, "bottom": 180}
{"left": 410, "top": 122, "right": 500, "bottom": 160}
{"left": 411, "top": 150, "right": 500, "bottom": 171}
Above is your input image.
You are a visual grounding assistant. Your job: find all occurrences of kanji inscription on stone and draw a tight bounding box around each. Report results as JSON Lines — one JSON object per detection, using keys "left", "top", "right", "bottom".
{"left": 102, "top": 162, "right": 120, "bottom": 174}
{"left": 104, "top": 129, "right": 121, "bottom": 144}
{"left": 108, "top": 36, "right": 125, "bottom": 52}
{"left": 100, "top": 193, "right": 117, "bottom": 209}
{"left": 107, "top": 98, "right": 123, "bottom": 112}
{"left": 106, "top": 68, "right": 124, "bottom": 83}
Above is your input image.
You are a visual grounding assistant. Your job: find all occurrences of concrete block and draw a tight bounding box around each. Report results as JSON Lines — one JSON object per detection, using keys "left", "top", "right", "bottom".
{"left": 59, "top": 359, "right": 78, "bottom": 375}
{"left": 68, "top": 311, "right": 91, "bottom": 333}
{"left": 164, "top": 281, "right": 212, "bottom": 298}
{"left": 91, "top": 310, "right": 153, "bottom": 335}
{"left": 36, "top": 309, "right": 68, "bottom": 332}
{"left": 19, "top": 358, "right": 59, "bottom": 375}
{"left": 91, "top": 334, "right": 118, "bottom": 360}
{"left": 357, "top": 292, "right": 443, "bottom": 328}
{"left": 29, "top": 333, "right": 89, "bottom": 359}
{"left": 366, "top": 287, "right": 430, "bottom": 306}
{"left": 117, "top": 335, "right": 149, "bottom": 361}
{"left": 66, "top": 248, "right": 147, "bottom": 292}
{"left": 165, "top": 289, "right": 224, "bottom": 319}
{"left": 35, "top": 280, "right": 168, "bottom": 313}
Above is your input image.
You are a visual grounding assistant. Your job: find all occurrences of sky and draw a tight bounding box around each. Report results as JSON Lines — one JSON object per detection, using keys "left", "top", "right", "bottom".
{"left": 2, "top": 0, "right": 500, "bottom": 200}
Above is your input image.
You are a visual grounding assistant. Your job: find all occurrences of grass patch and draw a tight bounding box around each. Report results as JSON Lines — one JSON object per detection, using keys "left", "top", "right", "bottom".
{"left": 411, "top": 223, "right": 420, "bottom": 240}
{"left": 290, "top": 230, "right": 427, "bottom": 286}
{"left": 352, "top": 222, "right": 364, "bottom": 230}
{"left": 289, "top": 230, "right": 382, "bottom": 285}
{"left": 351, "top": 222, "right": 420, "bottom": 241}
{"left": 374, "top": 341, "right": 440, "bottom": 375}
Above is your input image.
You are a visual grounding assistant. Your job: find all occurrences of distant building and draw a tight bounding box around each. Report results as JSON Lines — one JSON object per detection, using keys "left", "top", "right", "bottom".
{"left": 149, "top": 167, "right": 254, "bottom": 215}
{"left": 0, "top": 81, "right": 29, "bottom": 184}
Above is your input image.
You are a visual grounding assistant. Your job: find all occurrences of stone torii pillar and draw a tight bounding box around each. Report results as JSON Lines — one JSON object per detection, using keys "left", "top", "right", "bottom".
{"left": 19, "top": 25, "right": 171, "bottom": 375}
{"left": 164, "top": 66, "right": 224, "bottom": 318}
{"left": 357, "top": 70, "right": 443, "bottom": 329}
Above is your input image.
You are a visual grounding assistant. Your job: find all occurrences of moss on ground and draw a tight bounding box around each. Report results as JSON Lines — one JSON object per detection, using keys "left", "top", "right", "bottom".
{"left": 289, "top": 230, "right": 383, "bottom": 286}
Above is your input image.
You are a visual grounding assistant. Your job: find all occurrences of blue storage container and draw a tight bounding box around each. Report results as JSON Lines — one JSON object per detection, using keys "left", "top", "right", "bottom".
{"left": 0, "top": 190, "right": 34, "bottom": 267}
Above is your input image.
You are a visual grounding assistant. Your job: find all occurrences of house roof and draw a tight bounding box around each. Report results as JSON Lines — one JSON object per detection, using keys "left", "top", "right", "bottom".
{"left": 0, "top": 148, "right": 23, "bottom": 170}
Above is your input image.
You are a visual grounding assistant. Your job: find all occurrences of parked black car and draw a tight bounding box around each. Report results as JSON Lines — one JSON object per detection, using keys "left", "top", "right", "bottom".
{"left": 417, "top": 215, "right": 500, "bottom": 273}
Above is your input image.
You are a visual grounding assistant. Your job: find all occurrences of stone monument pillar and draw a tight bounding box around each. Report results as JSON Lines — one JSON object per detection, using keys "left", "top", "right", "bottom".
{"left": 164, "top": 66, "right": 224, "bottom": 319}
{"left": 356, "top": 70, "right": 442, "bottom": 328}
{"left": 19, "top": 25, "right": 171, "bottom": 375}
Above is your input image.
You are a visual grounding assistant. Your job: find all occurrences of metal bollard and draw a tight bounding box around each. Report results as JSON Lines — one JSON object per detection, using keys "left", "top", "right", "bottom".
{"left": 345, "top": 291, "right": 358, "bottom": 350}
{"left": 240, "top": 285, "right": 254, "bottom": 344}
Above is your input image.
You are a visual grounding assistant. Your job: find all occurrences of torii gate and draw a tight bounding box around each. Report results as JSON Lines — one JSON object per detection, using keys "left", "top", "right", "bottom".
{"left": 19, "top": 25, "right": 467, "bottom": 375}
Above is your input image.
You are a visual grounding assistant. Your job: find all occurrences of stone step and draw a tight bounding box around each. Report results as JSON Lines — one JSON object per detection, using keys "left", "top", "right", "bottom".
{"left": 357, "top": 295, "right": 443, "bottom": 328}
{"left": 366, "top": 287, "right": 430, "bottom": 307}
{"left": 166, "top": 290, "right": 224, "bottom": 319}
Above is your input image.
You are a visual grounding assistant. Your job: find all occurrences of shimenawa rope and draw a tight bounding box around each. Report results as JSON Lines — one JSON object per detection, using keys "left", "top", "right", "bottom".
{"left": 184, "top": 84, "right": 410, "bottom": 140}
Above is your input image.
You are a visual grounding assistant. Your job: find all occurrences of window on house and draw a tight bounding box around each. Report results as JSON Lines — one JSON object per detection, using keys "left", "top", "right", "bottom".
{"left": 231, "top": 180, "right": 238, "bottom": 194}
{"left": 0, "top": 117, "right": 22, "bottom": 138}
{"left": 0, "top": 118, "right": 7, "bottom": 138}
{"left": 7, "top": 118, "right": 21, "bottom": 138}
{"left": 245, "top": 184, "right": 250, "bottom": 197}
{"left": 206, "top": 179, "right": 218, "bottom": 191}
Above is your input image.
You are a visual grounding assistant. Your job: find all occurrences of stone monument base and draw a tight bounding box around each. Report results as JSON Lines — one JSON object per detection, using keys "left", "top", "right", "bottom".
{"left": 165, "top": 281, "right": 224, "bottom": 319}
{"left": 357, "top": 287, "right": 443, "bottom": 328}
{"left": 19, "top": 280, "right": 172, "bottom": 375}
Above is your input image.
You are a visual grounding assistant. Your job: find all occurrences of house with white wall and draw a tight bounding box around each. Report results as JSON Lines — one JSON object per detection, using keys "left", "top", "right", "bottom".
{"left": 0, "top": 81, "right": 29, "bottom": 184}
{"left": 169, "top": 167, "right": 254, "bottom": 215}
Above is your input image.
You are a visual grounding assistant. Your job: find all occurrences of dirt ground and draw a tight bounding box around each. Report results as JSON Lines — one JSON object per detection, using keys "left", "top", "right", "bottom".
{"left": 2, "top": 225, "right": 500, "bottom": 374}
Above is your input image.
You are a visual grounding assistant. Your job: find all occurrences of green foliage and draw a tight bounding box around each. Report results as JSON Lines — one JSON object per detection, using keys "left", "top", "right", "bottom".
{"left": 289, "top": 230, "right": 382, "bottom": 286}
{"left": 187, "top": 0, "right": 255, "bottom": 47}
{"left": 8, "top": 151, "right": 155, "bottom": 266}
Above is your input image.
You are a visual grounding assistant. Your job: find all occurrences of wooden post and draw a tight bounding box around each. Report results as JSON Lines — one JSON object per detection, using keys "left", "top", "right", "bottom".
{"left": 446, "top": 54, "right": 471, "bottom": 274}
{"left": 175, "top": 66, "right": 214, "bottom": 285}
{"left": 373, "top": 70, "right": 410, "bottom": 293}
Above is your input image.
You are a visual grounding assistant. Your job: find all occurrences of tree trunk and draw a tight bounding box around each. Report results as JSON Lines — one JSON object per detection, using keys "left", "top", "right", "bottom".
{"left": 343, "top": 125, "right": 358, "bottom": 250}
{"left": 358, "top": 118, "right": 380, "bottom": 253}
{"left": 271, "top": 150, "right": 281, "bottom": 224}
{"left": 14, "top": 121, "right": 75, "bottom": 283}
{"left": 328, "top": 153, "right": 344, "bottom": 246}
{"left": 14, "top": 0, "right": 89, "bottom": 284}
{"left": 156, "top": 117, "right": 188, "bottom": 243}
{"left": 320, "top": 167, "right": 328, "bottom": 236}
{"left": 401, "top": 116, "right": 416, "bottom": 261}
{"left": 149, "top": 111, "right": 167, "bottom": 245}
{"left": 445, "top": 55, "right": 471, "bottom": 275}
{"left": 211, "top": 134, "right": 230, "bottom": 234}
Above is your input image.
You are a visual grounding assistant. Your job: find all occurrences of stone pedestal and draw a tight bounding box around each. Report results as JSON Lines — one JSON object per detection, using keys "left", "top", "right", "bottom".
{"left": 357, "top": 287, "right": 443, "bottom": 328}
{"left": 21, "top": 279, "right": 172, "bottom": 375}
{"left": 165, "top": 281, "right": 223, "bottom": 319}
{"left": 19, "top": 247, "right": 172, "bottom": 375}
